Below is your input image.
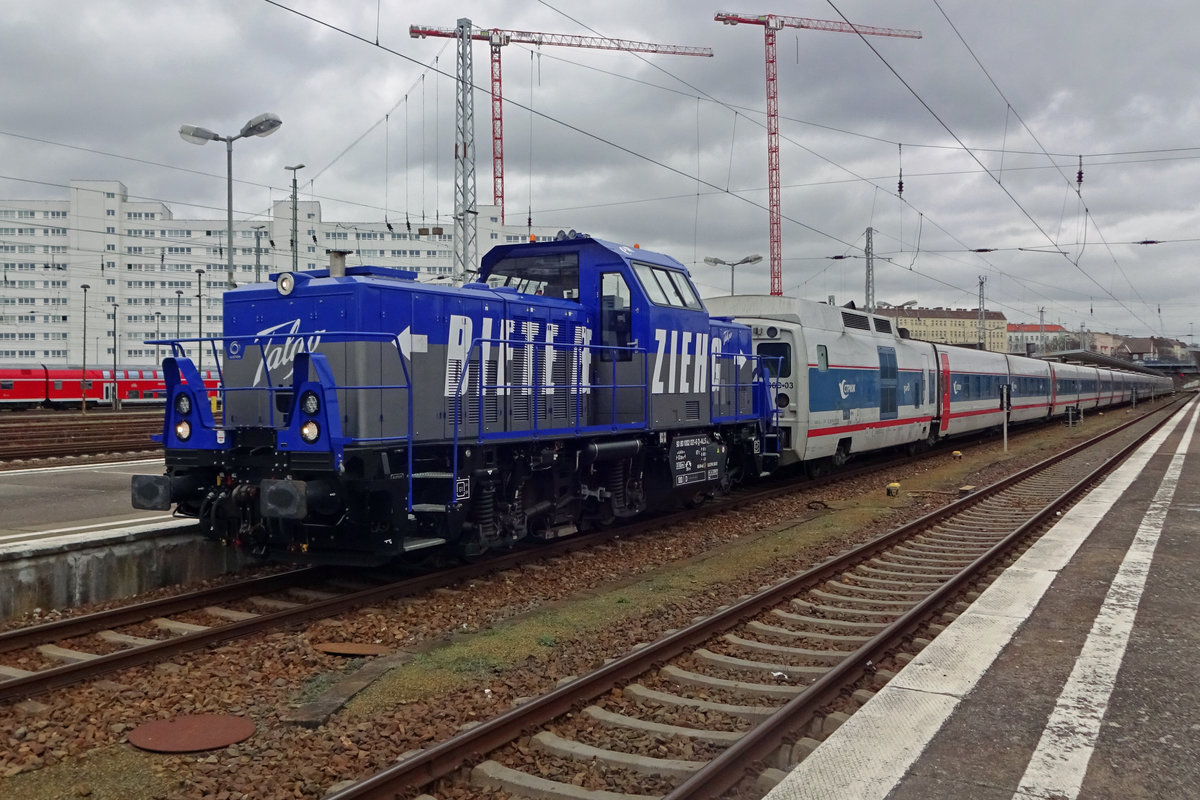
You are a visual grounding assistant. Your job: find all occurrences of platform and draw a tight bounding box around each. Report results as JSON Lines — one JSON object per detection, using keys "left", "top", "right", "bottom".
{"left": 0, "top": 458, "right": 245, "bottom": 620}
{"left": 766, "top": 396, "right": 1200, "bottom": 800}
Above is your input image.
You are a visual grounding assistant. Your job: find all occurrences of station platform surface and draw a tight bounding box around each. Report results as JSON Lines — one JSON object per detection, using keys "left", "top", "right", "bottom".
{"left": 766, "top": 396, "right": 1200, "bottom": 800}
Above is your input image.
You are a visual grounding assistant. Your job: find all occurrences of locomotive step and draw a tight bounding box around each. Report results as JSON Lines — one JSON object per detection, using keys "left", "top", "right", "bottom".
{"left": 411, "top": 471, "right": 457, "bottom": 479}
{"left": 401, "top": 536, "right": 447, "bottom": 552}
{"left": 409, "top": 503, "right": 449, "bottom": 513}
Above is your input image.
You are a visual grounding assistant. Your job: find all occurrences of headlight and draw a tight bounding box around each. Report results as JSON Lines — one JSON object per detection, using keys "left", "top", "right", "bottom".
{"left": 174, "top": 393, "right": 192, "bottom": 415}
{"left": 278, "top": 272, "right": 295, "bottom": 296}
{"left": 776, "top": 392, "right": 791, "bottom": 408}
{"left": 175, "top": 420, "right": 192, "bottom": 441}
{"left": 300, "top": 420, "right": 320, "bottom": 443}
{"left": 300, "top": 390, "right": 320, "bottom": 416}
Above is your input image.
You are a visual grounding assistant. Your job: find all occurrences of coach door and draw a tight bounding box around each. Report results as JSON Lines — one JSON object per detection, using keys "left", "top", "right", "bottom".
{"left": 939, "top": 352, "right": 951, "bottom": 433}
{"left": 921, "top": 353, "right": 931, "bottom": 414}
{"left": 878, "top": 346, "right": 898, "bottom": 421}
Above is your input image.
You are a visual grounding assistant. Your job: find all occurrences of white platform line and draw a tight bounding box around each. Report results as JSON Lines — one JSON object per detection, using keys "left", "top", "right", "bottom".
{"left": 0, "top": 515, "right": 178, "bottom": 542}
{"left": 1013, "top": 400, "right": 1199, "bottom": 800}
{"left": 762, "top": 398, "right": 1197, "bottom": 800}
{"left": 0, "top": 457, "right": 163, "bottom": 476}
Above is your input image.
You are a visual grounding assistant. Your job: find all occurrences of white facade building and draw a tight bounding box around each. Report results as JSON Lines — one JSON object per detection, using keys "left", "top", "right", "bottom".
{"left": 0, "top": 179, "right": 559, "bottom": 368}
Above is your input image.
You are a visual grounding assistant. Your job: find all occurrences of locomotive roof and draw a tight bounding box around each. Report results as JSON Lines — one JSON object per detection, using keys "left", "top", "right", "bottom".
{"left": 239, "top": 236, "right": 691, "bottom": 300}
{"left": 478, "top": 235, "right": 689, "bottom": 278}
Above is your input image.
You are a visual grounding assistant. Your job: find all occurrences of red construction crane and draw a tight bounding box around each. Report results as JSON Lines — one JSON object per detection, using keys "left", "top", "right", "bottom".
{"left": 715, "top": 12, "right": 921, "bottom": 295}
{"left": 411, "top": 24, "right": 713, "bottom": 225}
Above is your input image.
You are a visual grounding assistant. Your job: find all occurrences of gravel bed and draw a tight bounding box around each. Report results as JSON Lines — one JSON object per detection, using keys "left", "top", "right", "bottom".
{"left": 602, "top": 691, "right": 752, "bottom": 734}
{"left": 0, "top": 405, "right": 1172, "bottom": 798}
{"left": 639, "top": 661, "right": 797, "bottom": 707}
{"left": 493, "top": 739, "right": 680, "bottom": 796}
{"left": 706, "top": 638, "right": 836, "bottom": 668}
{"left": 550, "top": 715, "right": 728, "bottom": 762}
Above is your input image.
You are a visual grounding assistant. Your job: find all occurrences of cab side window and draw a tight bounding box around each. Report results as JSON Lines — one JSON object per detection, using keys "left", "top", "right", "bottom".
{"left": 816, "top": 344, "right": 829, "bottom": 372}
{"left": 600, "top": 272, "right": 633, "bottom": 362}
{"left": 757, "top": 342, "right": 791, "bottom": 379}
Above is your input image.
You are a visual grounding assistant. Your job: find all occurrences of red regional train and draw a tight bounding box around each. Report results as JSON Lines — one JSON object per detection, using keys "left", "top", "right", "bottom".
{"left": 0, "top": 364, "right": 220, "bottom": 410}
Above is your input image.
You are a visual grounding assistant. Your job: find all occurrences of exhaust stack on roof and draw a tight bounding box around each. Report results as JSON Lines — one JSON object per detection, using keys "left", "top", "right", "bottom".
{"left": 326, "top": 249, "right": 353, "bottom": 277}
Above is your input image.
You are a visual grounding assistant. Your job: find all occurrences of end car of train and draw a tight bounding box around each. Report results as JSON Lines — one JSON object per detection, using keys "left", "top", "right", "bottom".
{"left": 0, "top": 365, "right": 204, "bottom": 409}
{"left": 706, "top": 294, "right": 1173, "bottom": 473}
{"left": 132, "top": 236, "right": 778, "bottom": 565}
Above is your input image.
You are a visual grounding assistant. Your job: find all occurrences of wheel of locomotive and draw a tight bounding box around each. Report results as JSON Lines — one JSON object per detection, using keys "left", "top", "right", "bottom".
{"left": 585, "top": 497, "right": 616, "bottom": 529}
{"left": 456, "top": 527, "right": 493, "bottom": 562}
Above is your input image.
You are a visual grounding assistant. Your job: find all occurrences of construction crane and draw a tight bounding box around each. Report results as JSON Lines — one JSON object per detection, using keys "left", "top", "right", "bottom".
{"left": 715, "top": 12, "right": 921, "bottom": 296}
{"left": 411, "top": 23, "right": 713, "bottom": 225}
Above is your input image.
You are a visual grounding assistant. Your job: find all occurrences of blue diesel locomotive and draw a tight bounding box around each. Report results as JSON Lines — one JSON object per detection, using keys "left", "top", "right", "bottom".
{"left": 131, "top": 236, "right": 778, "bottom": 564}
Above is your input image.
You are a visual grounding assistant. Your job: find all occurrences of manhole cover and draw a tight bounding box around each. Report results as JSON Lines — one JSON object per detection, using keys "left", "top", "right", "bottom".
{"left": 312, "top": 642, "right": 391, "bottom": 656}
{"left": 128, "top": 714, "right": 256, "bottom": 753}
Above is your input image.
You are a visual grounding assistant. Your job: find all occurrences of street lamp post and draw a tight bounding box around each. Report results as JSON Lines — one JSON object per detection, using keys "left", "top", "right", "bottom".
{"left": 285, "top": 164, "right": 305, "bottom": 271}
{"left": 252, "top": 224, "right": 267, "bottom": 282}
{"left": 179, "top": 113, "right": 283, "bottom": 290}
{"left": 703, "top": 253, "right": 763, "bottom": 296}
{"left": 154, "top": 311, "right": 163, "bottom": 366}
{"left": 80, "top": 283, "right": 90, "bottom": 414}
{"left": 195, "top": 269, "right": 205, "bottom": 372}
{"left": 111, "top": 303, "right": 120, "bottom": 412}
{"left": 174, "top": 289, "right": 183, "bottom": 338}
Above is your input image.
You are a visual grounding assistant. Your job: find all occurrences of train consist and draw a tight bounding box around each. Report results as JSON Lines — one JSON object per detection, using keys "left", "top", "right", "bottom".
{"left": 706, "top": 295, "right": 1173, "bottom": 472}
{"left": 131, "top": 235, "right": 1173, "bottom": 565}
{"left": 0, "top": 364, "right": 219, "bottom": 410}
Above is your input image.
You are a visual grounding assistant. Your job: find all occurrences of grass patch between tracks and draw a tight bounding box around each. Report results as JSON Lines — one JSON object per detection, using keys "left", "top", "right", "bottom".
{"left": 2, "top": 744, "right": 169, "bottom": 800}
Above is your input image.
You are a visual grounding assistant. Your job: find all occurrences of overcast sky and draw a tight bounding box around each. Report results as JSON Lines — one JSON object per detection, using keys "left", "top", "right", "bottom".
{"left": 3, "top": 0, "right": 1198, "bottom": 341}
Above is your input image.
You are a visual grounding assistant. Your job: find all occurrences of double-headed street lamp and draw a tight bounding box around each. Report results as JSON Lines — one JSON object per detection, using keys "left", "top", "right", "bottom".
{"left": 179, "top": 112, "right": 283, "bottom": 290}
{"left": 703, "top": 253, "right": 763, "bottom": 296}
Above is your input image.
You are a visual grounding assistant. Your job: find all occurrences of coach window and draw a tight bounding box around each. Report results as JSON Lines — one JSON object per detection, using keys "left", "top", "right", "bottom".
{"left": 757, "top": 342, "right": 791, "bottom": 379}
{"left": 600, "top": 272, "right": 633, "bottom": 361}
{"left": 816, "top": 344, "right": 829, "bottom": 372}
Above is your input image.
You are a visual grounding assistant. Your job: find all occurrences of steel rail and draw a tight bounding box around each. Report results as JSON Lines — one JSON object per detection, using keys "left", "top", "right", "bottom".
{"left": 665, "top": 398, "right": 1187, "bottom": 798}
{"left": 0, "top": 567, "right": 321, "bottom": 654}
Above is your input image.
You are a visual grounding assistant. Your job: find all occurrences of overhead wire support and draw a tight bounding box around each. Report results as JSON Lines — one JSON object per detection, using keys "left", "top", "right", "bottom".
{"left": 715, "top": 12, "right": 921, "bottom": 296}
{"left": 453, "top": 18, "right": 478, "bottom": 283}
{"left": 411, "top": 23, "right": 712, "bottom": 225}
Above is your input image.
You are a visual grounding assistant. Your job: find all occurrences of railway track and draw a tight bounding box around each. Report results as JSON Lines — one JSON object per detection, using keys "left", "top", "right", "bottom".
{"left": 0, "top": 410, "right": 162, "bottom": 463}
{"left": 317, "top": 398, "right": 1183, "bottom": 800}
{"left": 0, "top": 408, "right": 1078, "bottom": 700}
{"left": 0, "top": 401, "right": 1176, "bottom": 706}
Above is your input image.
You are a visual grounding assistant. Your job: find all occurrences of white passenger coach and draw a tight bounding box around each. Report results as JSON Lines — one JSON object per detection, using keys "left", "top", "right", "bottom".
{"left": 708, "top": 295, "right": 1173, "bottom": 473}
